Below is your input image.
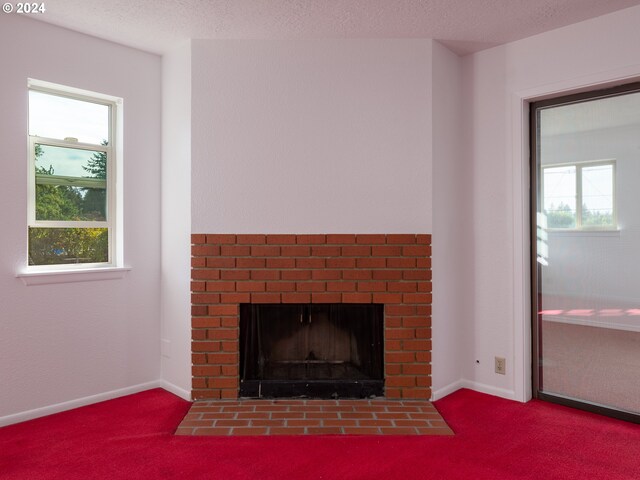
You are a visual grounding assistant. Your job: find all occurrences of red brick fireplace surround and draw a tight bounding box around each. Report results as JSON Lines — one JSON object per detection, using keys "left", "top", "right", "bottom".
{"left": 191, "top": 234, "right": 432, "bottom": 401}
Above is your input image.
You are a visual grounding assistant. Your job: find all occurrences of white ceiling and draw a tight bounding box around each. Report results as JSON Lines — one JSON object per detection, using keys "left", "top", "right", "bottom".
{"left": 32, "top": 0, "right": 640, "bottom": 56}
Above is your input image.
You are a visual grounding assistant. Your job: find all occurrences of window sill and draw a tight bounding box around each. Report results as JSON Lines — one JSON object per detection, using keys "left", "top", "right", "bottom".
{"left": 17, "top": 266, "right": 131, "bottom": 286}
{"left": 547, "top": 229, "right": 621, "bottom": 237}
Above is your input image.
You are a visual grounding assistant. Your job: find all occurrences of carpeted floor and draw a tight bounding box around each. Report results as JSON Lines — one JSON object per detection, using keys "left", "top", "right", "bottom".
{"left": 1, "top": 388, "right": 640, "bottom": 479}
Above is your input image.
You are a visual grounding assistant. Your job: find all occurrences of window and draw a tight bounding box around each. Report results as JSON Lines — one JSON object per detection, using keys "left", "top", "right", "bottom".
{"left": 542, "top": 160, "right": 616, "bottom": 229}
{"left": 28, "top": 81, "right": 121, "bottom": 268}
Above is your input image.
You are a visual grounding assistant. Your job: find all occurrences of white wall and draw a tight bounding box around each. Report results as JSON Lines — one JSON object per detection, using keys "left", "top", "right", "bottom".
{"left": 191, "top": 39, "right": 433, "bottom": 234}
{"left": 0, "top": 15, "right": 162, "bottom": 421}
{"left": 160, "top": 42, "right": 192, "bottom": 399}
{"left": 462, "top": 4, "right": 640, "bottom": 401}
{"left": 431, "top": 41, "right": 469, "bottom": 399}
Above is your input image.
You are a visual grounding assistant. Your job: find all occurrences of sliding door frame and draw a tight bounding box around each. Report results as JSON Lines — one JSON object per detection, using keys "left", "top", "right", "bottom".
{"left": 530, "top": 81, "right": 640, "bottom": 424}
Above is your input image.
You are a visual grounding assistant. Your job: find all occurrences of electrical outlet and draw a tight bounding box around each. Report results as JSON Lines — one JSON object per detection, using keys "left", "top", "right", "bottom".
{"left": 495, "top": 357, "right": 506, "bottom": 375}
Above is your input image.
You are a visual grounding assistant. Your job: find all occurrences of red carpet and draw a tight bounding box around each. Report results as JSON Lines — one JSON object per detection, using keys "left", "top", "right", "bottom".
{"left": 1, "top": 388, "right": 639, "bottom": 479}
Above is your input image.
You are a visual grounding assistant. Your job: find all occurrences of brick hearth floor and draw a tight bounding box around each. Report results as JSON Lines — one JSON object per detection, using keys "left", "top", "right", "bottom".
{"left": 175, "top": 399, "right": 453, "bottom": 436}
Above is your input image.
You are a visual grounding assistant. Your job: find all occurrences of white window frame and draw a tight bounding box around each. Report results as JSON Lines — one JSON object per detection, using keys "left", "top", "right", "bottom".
{"left": 542, "top": 159, "right": 617, "bottom": 231}
{"left": 25, "top": 79, "right": 123, "bottom": 273}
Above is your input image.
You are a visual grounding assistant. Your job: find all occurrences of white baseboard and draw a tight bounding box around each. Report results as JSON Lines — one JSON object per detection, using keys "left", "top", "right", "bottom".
{"left": 431, "top": 379, "right": 517, "bottom": 402}
{"left": 0, "top": 380, "right": 161, "bottom": 428}
{"left": 159, "top": 379, "right": 191, "bottom": 401}
{"left": 431, "top": 380, "right": 465, "bottom": 401}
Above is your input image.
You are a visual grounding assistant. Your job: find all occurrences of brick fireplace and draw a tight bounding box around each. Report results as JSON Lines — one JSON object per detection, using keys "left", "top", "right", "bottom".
{"left": 191, "top": 234, "right": 432, "bottom": 400}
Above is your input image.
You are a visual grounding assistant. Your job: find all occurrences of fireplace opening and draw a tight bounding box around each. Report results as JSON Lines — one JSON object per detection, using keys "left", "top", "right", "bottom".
{"left": 239, "top": 303, "right": 384, "bottom": 398}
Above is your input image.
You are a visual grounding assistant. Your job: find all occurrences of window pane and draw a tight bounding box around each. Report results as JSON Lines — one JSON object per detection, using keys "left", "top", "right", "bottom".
{"left": 35, "top": 185, "right": 106, "bottom": 222}
{"left": 28, "top": 227, "right": 108, "bottom": 265}
{"left": 544, "top": 166, "right": 576, "bottom": 228}
{"left": 29, "top": 91, "right": 109, "bottom": 145}
{"left": 35, "top": 144, "right": 107, "bottom": 178}
{"left": 582, "top": 164, "right": 614, "bottom": 227}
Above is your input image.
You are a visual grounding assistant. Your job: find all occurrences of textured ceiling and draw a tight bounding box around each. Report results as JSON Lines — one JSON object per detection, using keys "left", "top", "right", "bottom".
{"left": 29, "top": 0, "right": 640, "bottom": 56}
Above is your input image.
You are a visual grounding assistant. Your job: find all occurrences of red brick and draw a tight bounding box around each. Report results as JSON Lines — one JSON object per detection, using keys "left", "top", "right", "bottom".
{"left": 372, "top": 270, "right": 403, "bottom": 281}
{"left": 311, "top": 293, "right": 342, "bottom": 303}
{"left": 221, "top": 318, "right": 239, "bottom": 328}
{"left": 192, "top": 341, "right": 221, "bottom": 352}
{"left": 206, "top": 234, "right": 236, "bottom": 245}
{"left": 415, "top": 351, "right": 432, "bottom": 362}
{"left": 326, "top": 258, "right": 356, "bottom": 268}
{"left": 372, "top": 293, "right": 403, "bottom": 303}
{"left": 385, "top": 317, "right": 402, "bottom": 327}
{"left": 192, "top": 293, "right": 220, "bottom": 304}
{"left": 296, "top": 282, "right": 326, "bottom": 292}
{"left": 209, "top": 378, "right": 238, "bottom": 389}
{"left": 356, "top": 234, "right": 385, "bottom": 245}
{"left": 416, "top": 305, "right": 432, "bottom": 315}
{"left": 205, "top": 281, "right": 236, "bottom": 292}
{"left": 327, "top": 282, "right": 356, "bottom": 292}
{"left": 192, "top": 353, "right": 207, "bottom": 364}
{"left": 403, "top": 364, "right": 429, "bottom": 375}
{"left": 266, "top": 235, "right": 297, "bottom": 245}
{"left": 192, "top": 245, "right": 220, "bottom": 256}
{"left": 236, "top": 234, "right": 266, "bottom": 245}
{"left": 220, "top": 293, "right": 250, "bottom": 303}
{"left": 267, "top": 281, "right": 296, "bottom": 292}
{"left": 402, "top": 389, "right": 431, "bottom": 400}
{"left": 385, "top": 364, "right": 402, "bottom": 375}
{"left": 220, "top": 270, "right": 251, "bottom": 280}
{"left": 387, "top": 282, "right": 418, "bottom": 293}
{"left": 191, "top": 281, "right": 206, "bottom": 292}
{"left": 192, "top": 270, "right": 221, "bottom": 280}
{"left": 192, "top": 329, "right": 206, "bottom": 340}
{"left": 415, "top": 328, "right": 431, "bottom": 339}
{"left": 311, "top": 246, "right": 341, "bottom": 257}
{"left": 387, "top": 257, "right": 416, "bottom": 268}
{"left": 356, "top": 258, "right": 386, "bottom": 268}
{"left": 342, "top": 293, "right": 372, "bottom": 303}
{"left": 236, "top": 282, "right": 266, "bottom": 292}
{"left": 326, "top": 234, "right": 356, "bottom": 244}
{"left": 342, "top": 270, "right": 372, "bottom": 280}
{"left": 192, "top": 257, "right": 206, "bottom": 267}
{"left": 403, "top": 293, "right": 432, "bottom": 304}
{"left": 207, "top": 329, "right": 238, "bottom": 340}
{"left": 404, "top": 340, "right": 431, "bottom": 351}
{"left": 251, "top": 246, "right": 280, "bottom": 256}
{"left": 385, "top": 328, "right": 415, "bottom": 339}
{"left": 220, "top": 389, "right": 238, "bottom": 399}
{"left": 403, "top": 245, "right": 431, "bottom": 256}
{"left": 296, "top": 258, "right": 325, "bottom": 269}
{"left": 192, "top": 365, "right": 221, "bottom": 376}
{"left": 206, "top": 257, "right": 235, "bottom": 268}
{"left": 372, "top": 246, "right": 402, "bottom": 256}
{"left": 192, "top": 378, "right": 207, "bottom": 389}
{"left": 251, "top": 270, "right": 280, "bottom": 280}
{"left": 221, "top": 365, "right": 238, "bottom": 376}
{"left": 207, "top": 353, "right": 238, "bottom": 364}
{"left": 341, "top": 246, "right": 371, "bottom": 256}
{"left": 208, "top": 305, "right": 238, "bottom": 316}
{"left": 237, "top": 258, "right": 266, "bottom": 268}
{"left": 386, "top": 352, "right": 416, "bottom": 363}
{"left": 266, "top": 258, "right": 296, "bottom": 268}
{"left": 386, "top": 234, "right": 417, "bottom": 244}
{"left": 357, "top": 281, "right": 386, "bottom": 292}
{"left": 403, "top": 270, "right": 431, "bottom": 280}
{"left": 402, "top": 316, "right": 431, "bottom": 328}
{"left": 191, "top": 234, "right": 206, "bottom": 244}
{"left": 281, "top": 246, "right": 311, "bottom": 256}
{"left": 282, "top": 270, "right": 312, "bottom": 281}
{"left": 192, "top": 305, "right": 207, "bottom": 316}
{"left": 251, "top": 293, "right": 281, "bottom": 303}
{"left": 386, "top": 305, "right": 416, "bottom": 316}
{"left": 416, "top": 258, "right": 432, "bottom": 268}
{"left": 417, "top": 281, "right": 433, "bottom": 292}
{"left": 296, "top": 234, "right": 326, "bottom": 244}
{"left": 220, "top": 245, "right": 250, "bottom": 256}
{"left": 386, "top": 376, "right": 416, "bottom": 387}
{"left": 192, "top": 317, "right": 221, "bottom": 328}
{"left": 311, "top": 270, "right": 341, "bottom": 280}
{"left": 385, "top": 340, "right": 403, "bottom": 351}
{"left": 282, "top": 293, "right": 311, "bottom": 303}
{"left": 270, "top": 427, "right": 306, "bottom": 435}
{"left": 416, "top": 234, "right": 431, "bottom": 244}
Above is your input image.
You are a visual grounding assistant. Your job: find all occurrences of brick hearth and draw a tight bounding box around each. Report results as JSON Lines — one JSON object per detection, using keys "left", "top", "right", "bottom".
{"left": 191, "top": 234, "right": 432, "bottom": 400}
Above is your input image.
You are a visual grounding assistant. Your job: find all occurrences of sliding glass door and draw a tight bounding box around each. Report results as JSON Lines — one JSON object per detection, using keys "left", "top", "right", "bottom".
{"left": 531, "top": 83, "right": 640, "bottom": 421}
